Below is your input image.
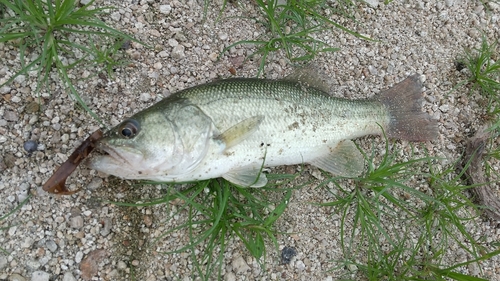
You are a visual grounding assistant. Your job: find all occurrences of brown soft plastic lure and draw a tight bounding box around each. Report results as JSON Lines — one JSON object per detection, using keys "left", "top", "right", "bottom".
{"left": 43, "top": 129, "right": 103, "bottom": 195}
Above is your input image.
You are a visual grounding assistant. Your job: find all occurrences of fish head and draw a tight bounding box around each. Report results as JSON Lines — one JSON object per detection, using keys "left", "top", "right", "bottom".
{"left": 87, "top": 111, "right": 184, "bottom": 178}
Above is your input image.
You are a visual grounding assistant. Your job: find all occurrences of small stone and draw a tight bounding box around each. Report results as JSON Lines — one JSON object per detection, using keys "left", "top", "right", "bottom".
{"left": 281, "top": 246, "right": 297, "bottom": 264}
{"left": 225, "top": 272, "right": 236, "bottom": 281}
{"left": 159, "top": 4, "right": 171, "bottom": 14}
{"left": 11, "top": 96, "right": 21, "bottom": 103}
{"left": 0, "top": 85, "right": 11, "bottom": 94}
{"left": 231, "top": 256, "right": 250, "bottom": 274}
{"left": 208, "top": 53, "right": 218, "bottom": 61}
{"left": 168, "top": 39, "right": 179, "bottom": 47}
{"left": 439, "top": 104, "right": 449, "bottom": 112}
{"left": 75, "top": 251, "right": 84, "bottom": 263}
{"left": 218, "top": 33, "right": 228, "bottom": 40}
{"left": 117, "top": 261, "right": 127, "bottom": 270}
{"left": 110, "top": 12, "right": 121, "bottom": 21}
{"left": 16, "top": 183, "right": 30, "bottom": 202}
{"left": 143, "top": 215, "right": 152, "bottom": 227}
{"left": 153, "top": 62, "right": 162, "bottom": 69}
{"left": 171, "top": 45, "right": 185, "bottom": 60}
{"left": 347, "top": 264, "right": 358, "bottom": 272}
{"left": 80, "top": 250, "right": 107, "bottom": 280}
{"left": 8, "top": 273, "right": 26, "bottom": 281}
{"left": 61, "top": 134, "right": 69, "bottom": 144}
{"left": 131, "top": 260, "right": 139, "bottom": 266}
{"left": 0, "top": 255, "right": 7, "bottom": 270}
{"left": 368, "top": 65, "right": 378, "bottom": 75}
{"left": 295, "top": 260, "right": 306, "bottom": 271}
{"left": 62, "top": 272, "right": 77, "bottom": 281}
{"left": 4, "top": 111, "right": 18, "bottom": 121}
{"left": 364, "top": 0, "right": 379, "bottom": 8}
{"left": 45, "top": 240, "right": 58, "bottom": 253}
{"left": 24, "top": 140, "right": 38, "bottom": 153}
{"left": 80, "top": 0, "right": 91, "bottom": 5}
{"left": 87, "top": 177, "right": 103, "bottom": 190}
{"left": 70, "top": 216, "right": 84, "bottom": 229}
{"left": 14, "top": 75, "right": 25, "bottom": 84}
{"left": 31, "top": 271, "right": 50, "bottom": 281}
{"left": 100, "top": 218, "right": 112, "bottom": 236}
{"left": 158, "top": 51, "right": 169, "bottom": 58}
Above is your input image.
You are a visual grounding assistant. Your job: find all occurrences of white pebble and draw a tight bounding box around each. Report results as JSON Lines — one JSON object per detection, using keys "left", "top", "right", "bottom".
{"left": 171, "top": 45, "right": 185, "bottom": 60}
{"left": 168, "top": 39, "right": 179, "bottom": 47}
{"left": 159, "top": 4, "right": 171, "bottom": 15}
{"left": 11, "top": 96, "right": 21, "bottom": 103}
{"left": 75, "top": 251, "right": 84, "bottom": 263}
{"left": 62, "top": 272, "right": 77, "bottom": 281}
{"left": 31, "top": 271, "right": 50, "bottom": 281}
{"left": 231, "top": 256, "right": 250, "bottom": 274}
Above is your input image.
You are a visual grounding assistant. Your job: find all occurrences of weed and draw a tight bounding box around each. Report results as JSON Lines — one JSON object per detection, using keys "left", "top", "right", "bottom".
{"left": 220, "top": 0, "right": 377, "bottom": 76}
{"left": 319, "top": 139, "right": 497, "bottom": 280}
{"left": 0, "top": 0, "right": 141, "bottom": 123}
{"left": 110, "top": 174, "right": 297, "bottom": 280}
{"left": 459, "top": 36, "right": 500, "bottom": 115}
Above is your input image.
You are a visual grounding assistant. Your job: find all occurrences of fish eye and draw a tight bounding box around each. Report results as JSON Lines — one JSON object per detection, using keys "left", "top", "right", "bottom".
{"left": 119, "top": 119, "right": 140, "bottom": 139}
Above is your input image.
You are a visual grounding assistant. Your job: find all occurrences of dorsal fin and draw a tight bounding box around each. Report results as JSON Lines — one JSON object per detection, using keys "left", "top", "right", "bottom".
{"left": 283, "top": 65, "right": 332, "bottom": 93}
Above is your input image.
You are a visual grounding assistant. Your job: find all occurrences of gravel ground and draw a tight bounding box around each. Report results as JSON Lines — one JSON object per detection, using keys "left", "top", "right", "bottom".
{"left": 1, "top": 0, "right": 500, "bottom": 280}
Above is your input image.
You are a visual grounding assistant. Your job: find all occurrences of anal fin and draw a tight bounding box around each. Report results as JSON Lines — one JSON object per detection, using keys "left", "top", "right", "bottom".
{"left": 222, "top": 168, "right": 268, "bottom": 188}
{"left": 309, "top": 140, "right": 364, "bottom": 177}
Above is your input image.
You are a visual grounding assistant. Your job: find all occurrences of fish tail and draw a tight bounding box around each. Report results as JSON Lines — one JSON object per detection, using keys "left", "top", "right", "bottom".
{"left": 377, "top": 75, "right": 437, "bottom": 141}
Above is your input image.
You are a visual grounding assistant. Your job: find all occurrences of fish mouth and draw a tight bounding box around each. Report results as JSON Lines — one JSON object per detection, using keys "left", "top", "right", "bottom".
{"left": 91, "top": 142, "right": 133, "bottom": 166}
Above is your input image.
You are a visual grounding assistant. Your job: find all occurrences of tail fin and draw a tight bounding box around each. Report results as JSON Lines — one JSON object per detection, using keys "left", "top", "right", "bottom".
{"left": 377, "top": 75, "right": 437, "bottom": 141}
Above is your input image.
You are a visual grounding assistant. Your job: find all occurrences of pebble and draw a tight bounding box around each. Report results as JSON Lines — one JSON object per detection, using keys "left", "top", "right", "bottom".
{"left": 0, "top": 85, "right": 11, "bottom": 94}
{"left": 159, "top": 4, "right": 171, "bottom": 15}
{"left": 225, "top": 272, "right": 236, "bottom": 281}
{"left": 75, "top": 251, "right": 84, "bottom": 263}
{"left": 4, "top": 111, "right": 18, "bottom": 121}
{"left": 100, "top": 218, "right": 112, "bottom": 236}
{"left": 23, "top": 140, "right": 38, "bottom": 153}
{"left": 295, "top": 260, "right": 306, "bottom": 271}
{"left": 62, "top": 272, "right": 77, "bottom": 281}
{"left": 11, "top": 96, "right": 21, "bottom": 103}
{"left": 16, "top": 182, "right": 30, "bottom": 202}
{"left": 168, "top": 39, "right": 179, "bottom": 47}
{"left": 364, "top": 0, "right": 379, "bottom": 8}
{"left": 158, "top": 51, "right": 169, "bottom": 58}
{"left": 281, "top": 246, "right": 297, "bottom": 264}
{"left": 231, "top": 256, "right": 250, "bottom": 274}
{"left": 31, "top": 271, "right": 50, "bottom": 281}
{"left": 0, "top": 255, "right": 7, "bottom": 270}
{"left": 70, "top": 216, "right": 84, "bottom": 229}
{"left": 171, "top": 45, "right": 185, "bottom": 60}
{"left": 110, "top": 12, "right": 121, "bottom": 21}
{"left": 8, "top": 273, "right": 26, "bottom": 281}
{"left": 87, "top": 177, "right": 103, "bottom": 190}
{"left": 347, "top": 264, "right": 358, "bottom": 272}
{"left": 45, "top": 240, "right": 58, "bottom": 253}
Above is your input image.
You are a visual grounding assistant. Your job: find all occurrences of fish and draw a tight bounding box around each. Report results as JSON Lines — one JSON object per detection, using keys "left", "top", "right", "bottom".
{"left": 87, "top": 71, "right": 437, "bottom": 187}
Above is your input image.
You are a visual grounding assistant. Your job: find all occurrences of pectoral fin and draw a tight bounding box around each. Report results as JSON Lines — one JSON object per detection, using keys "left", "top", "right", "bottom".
{"left": 222, "top": 168, "right": 268, "bottom": 188}
{"left": 217, "top": 115, "right": 264, "bottom": 149}
{"left": 309, "top": 140, "right": 364, "bottom": 177}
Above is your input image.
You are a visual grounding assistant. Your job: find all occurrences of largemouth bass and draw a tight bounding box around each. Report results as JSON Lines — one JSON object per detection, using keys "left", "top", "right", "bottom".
{"left": 88, "top": 73, "right": 437, "bottom": 187}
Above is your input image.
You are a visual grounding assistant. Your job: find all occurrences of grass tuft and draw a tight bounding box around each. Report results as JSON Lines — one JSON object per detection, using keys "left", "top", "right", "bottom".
{"left": 319, "top": 139, "right": 497, "bottom": 280}
{"left": 459, "top": 36, "right": 500, "bottom": 115}
{"left": 110, "top": 175, "right": 297, "bottom": 280}
{"left": 220, "top": 0, "right": 377, "bottom": 76}
{"left": 0, "top": 0, "right": 141, "bottom": 123}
